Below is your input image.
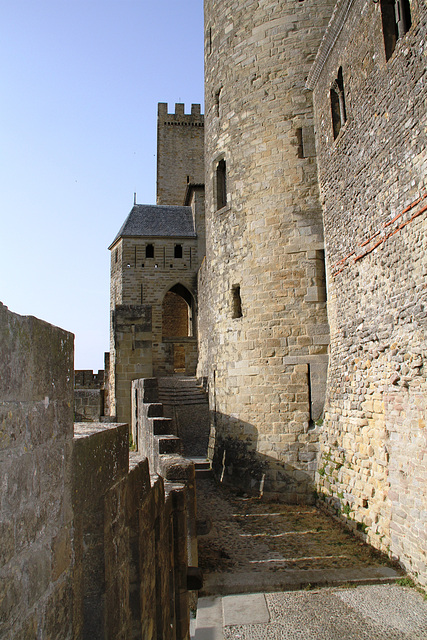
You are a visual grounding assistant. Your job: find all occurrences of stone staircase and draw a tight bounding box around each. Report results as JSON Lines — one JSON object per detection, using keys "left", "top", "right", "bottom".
{"left": 157, "top": 376, "right": 211, "bottom": 460}
{"left": 158, "top": 376, "right": 208, "bottom": 406}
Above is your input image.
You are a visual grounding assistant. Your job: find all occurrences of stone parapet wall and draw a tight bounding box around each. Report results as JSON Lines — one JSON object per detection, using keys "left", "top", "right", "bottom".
{"left": 0, "top": 303, "right": 194, "bottom": 638}
{"left": 0, "top": 302, "right": 74, "bottom": 638}
{"left": 310, "top": 0, "right": 427, "bottom": 585}
{"left": 74, "top": 369, "right": 104, "bottom": 388}
{"left": 73, "top": 423, "right": 191, "bottom": 639}
{"left": 131, "top": 377, "right": 198, "bottom": 569}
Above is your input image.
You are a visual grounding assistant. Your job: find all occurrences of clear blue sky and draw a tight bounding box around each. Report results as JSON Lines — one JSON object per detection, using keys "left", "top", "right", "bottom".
{"left": 1, "top": 0, "right": 204, "bottom": 370}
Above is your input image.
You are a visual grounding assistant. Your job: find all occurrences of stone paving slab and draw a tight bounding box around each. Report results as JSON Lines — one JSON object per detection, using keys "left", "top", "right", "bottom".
{"left": 222, "top": 594, "right": 269, "bottom": 626}
{"left": 193, "top": 596, "right": 223, "bottom": 640}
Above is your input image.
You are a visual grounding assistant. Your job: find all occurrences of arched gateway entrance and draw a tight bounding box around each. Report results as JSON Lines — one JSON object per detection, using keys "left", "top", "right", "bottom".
{"left": 160, "top": 284, "right": 197, "bottom": 375}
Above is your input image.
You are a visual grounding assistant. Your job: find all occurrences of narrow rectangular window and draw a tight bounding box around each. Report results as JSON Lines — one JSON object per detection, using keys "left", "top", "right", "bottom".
{"left": 145, "top": 244, "right": 154, "bottom": 258}
{"left": 215, "top": 86, "right": 222, "bottom": 117}
{"left": 330, "top": 67, "right": 347, "bottom": 140}
{"left": 381, "top": 0, "right": 411, "bottom": 61}
{"left": 231, "top": 285, "right": 243, "bottom": 319}
{"left": 174, "top": 244, "right": 183, "bottom": 259}
{"left": 216, "top": 159, "right": 227, "bottom": 210}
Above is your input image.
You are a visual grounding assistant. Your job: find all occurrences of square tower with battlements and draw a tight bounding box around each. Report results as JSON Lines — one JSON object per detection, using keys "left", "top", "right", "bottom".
{"left": 157, "top": 103, "right": 205, "bottom": 206}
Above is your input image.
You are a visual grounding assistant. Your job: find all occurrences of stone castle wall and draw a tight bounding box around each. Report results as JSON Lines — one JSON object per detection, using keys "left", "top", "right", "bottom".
{"left": 198, "top": 0, "right": 336, "bottom": 499}
{"left": 0, "top": 303, "right": 194, "bottom": 638}
{"left": 74, "top": 367, "right": 107, "bottom": 422}
{"left": 157, "top": 103, "right": 204, "bottom": 206}
{"left": 109, "top": 234, "right": 199, "bottom": 424}
{"left": 0, "top": 302, "right": 74, "bottom": 638}
{"left": 309, "top": 0, "right": 427, "bottom": 585}
{"left": 74, "top": 388, "right": 104, "bottom": 421}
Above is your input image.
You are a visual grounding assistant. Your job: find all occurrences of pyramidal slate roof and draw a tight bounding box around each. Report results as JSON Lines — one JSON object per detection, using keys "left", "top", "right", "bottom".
{"left": 109, "top": 204, "right": 196, "bottom": 248}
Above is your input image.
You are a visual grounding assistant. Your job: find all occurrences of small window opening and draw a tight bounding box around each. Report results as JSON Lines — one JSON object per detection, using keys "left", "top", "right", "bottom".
{"left": 207, "top": 27, "right": 212, "bottom": 55}
{"left": 145, "top": 244, "right": 154, "bottom": 258}
{"left": 330, "top": 67, "right": 347, "bottom": 140}
{"left": 296, "top": 128, "right": 304, "bottom": 158}
{"left": 307, "top": 364, "right": 314, "bottom": 429}
{"left": 231, "top": 285, "right": 243, "bottom": 319}
{"left": 214, "top": 87, "right": 222, "bottom": 117}
{"left": 114, "top": 249, "right": 118, "bottom": 263}
{"left": 297, "top": 126, "right": 316, "bottom": 158}
{"left": 216, "top": 159, "right": 227, "bottom": 210}
{"left": 381, "top": 0, "right": 411, "bottom": 61}
{"left": 174, "top": 244, "right": 183, "bottom": 259}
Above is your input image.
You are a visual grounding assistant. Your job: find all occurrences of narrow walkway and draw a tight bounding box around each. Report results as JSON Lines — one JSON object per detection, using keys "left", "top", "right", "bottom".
{"left": 157, "top": 384, "right": 426, "bottom": 638}
{"left": 195, "top": 477, "right": 400, "bottom": 597}
{"left": 192, "top": 476, "right": 425, "bottom": 638}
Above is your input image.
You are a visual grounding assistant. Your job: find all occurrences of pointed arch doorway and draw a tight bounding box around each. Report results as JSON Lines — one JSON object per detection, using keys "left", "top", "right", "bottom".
{"left": 160, "top": 284, "right": 197, "bottom": 375}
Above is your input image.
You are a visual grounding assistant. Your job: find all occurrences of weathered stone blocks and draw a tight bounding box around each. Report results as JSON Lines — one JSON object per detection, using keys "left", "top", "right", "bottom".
{"left": 309, "top": 0, "right": 427, "bottom": 585}
{"left": 198, "top": 0, "right": 335, "bottom": 499}
{"left": 1, "top": 304, "right": 195, "bottom": 638}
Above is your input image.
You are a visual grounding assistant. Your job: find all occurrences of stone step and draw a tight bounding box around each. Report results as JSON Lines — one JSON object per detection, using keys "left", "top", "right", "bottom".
{"left": 146, "top": 403, "right": 163, "bottom": 417}
{"left": 189, "top": 456, "right": 212, "bottom": 478}
{"left": 158, "top": 388, "right": 208, "bottom": 405}
{"left": 156, "top": 435, "right": 182, "bottom": 455}
{"left": 199, "top": 566, "right": 403, "bottom": 597}
{"left": 152, "top": 417, "right": 173, "bottom": 435}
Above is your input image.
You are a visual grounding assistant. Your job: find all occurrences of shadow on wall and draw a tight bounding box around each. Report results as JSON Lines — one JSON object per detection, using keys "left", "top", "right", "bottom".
{"left": 208, "top": 412, "right": 319, "bottom": 505}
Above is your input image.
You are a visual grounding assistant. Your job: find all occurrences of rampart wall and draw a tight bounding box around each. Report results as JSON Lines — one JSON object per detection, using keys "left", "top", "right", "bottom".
{"left": 0, "top": 303, "right": 194, "bottom": 638}
{"left": 309, "top": 0, "right": 427, "bottom": 586}
{"left": 74, "top": 369, "right": 104, "bottom": 388}
{"left": 74, "top": 388, "right": 104, "bottom": 421}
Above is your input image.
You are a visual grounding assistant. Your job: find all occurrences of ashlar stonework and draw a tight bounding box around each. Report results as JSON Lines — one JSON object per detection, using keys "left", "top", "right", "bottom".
{"left": 197, "top": 0, "right": 336, "bottom": 501}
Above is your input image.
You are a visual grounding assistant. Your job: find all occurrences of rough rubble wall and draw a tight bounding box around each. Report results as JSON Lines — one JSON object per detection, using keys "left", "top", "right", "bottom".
{"left": 157, "top": 103, "right": 205, "bottom": 206}
{"left": 0, "top": 303, "right": 193, "bottom": 638}
{"left": 311, "top": 0, "right": 427, "bottom": 585}
{"left": 0, "top": 302, "right": 74, "bottom": 638}
{"left": 199, "top": 0, "right": 335, "bottom": 499}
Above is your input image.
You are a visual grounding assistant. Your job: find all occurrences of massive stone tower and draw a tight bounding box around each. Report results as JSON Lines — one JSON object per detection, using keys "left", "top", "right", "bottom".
{"left": 198, "top": 0, "right": 335, "bottom": 500}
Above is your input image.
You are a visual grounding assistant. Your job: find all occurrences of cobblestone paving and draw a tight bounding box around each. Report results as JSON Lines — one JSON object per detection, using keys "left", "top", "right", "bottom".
{"left": 196, "top": 477, "right": 394, "bottom": 589}
{"left": 222, "top": 586, "right": 427, "bottom": 639}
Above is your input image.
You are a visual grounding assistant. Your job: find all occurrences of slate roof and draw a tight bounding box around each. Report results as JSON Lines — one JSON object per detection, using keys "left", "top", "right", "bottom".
{"left": 109, "top": 204, "right": 196, "bottom": 248}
